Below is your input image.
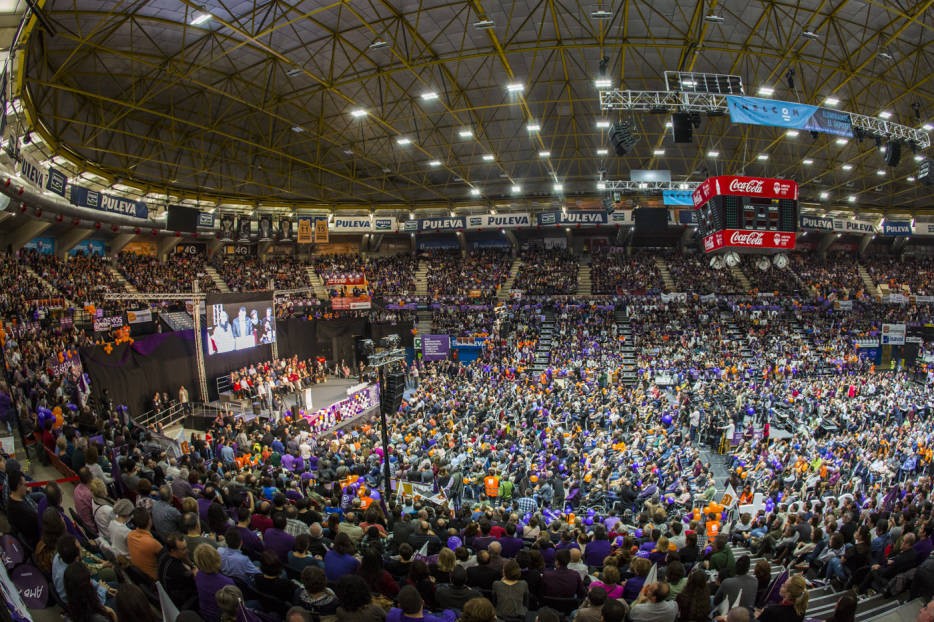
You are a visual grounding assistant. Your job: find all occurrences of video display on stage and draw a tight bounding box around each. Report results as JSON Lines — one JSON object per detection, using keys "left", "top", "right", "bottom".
{"left": 206, "top": 293, "right": 276, "bottom": 355}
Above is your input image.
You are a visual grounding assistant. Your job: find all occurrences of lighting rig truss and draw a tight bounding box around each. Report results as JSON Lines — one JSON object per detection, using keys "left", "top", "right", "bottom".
{"left": 602, "top": 180, "right": 701, "bottom": 191}
{"left": 599, "top": 90, "right": 931, "bottom": 149}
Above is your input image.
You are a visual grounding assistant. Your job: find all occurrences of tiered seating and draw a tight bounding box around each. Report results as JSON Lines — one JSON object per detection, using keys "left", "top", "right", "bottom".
{"left": 864, "top": 255, "right": 934, "bottom": 296}
{"left": 215, "top": 257, "right": 309, "bottom": 291}
{"left": 424, "top": 249, "right": 512, "bottom": 301}
{"left": 513, "top": 249, "right": 578, "bottom": 295}
{"left": 667, "top": 254, "right": 744, "bottom": 293}
{"left": 117, "top": 252, "right": 218, "bottom": 293}
{"left": 589, "top": 249, "right": 662, "bottom": 295}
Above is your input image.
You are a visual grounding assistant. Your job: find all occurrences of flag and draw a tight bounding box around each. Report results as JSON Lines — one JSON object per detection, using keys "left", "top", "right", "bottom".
{"left": 732, "top": 589, "right": 743, "bottom": 610}
{"left": 157, "top": 581, "right": 180, "bottom": 622}
{"left": 646, "top": 563, "right": 657, "bottom": 586}
{"left": 717, "top": 596, "right": 730, "bottom": 618}
{"left": 721, "top": 483, "right": 738, "bottom": 508}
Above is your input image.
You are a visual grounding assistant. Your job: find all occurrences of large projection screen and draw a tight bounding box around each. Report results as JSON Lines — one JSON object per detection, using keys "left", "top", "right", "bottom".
{"left": 206, "top": 292, "right": 276, "bottom": 355}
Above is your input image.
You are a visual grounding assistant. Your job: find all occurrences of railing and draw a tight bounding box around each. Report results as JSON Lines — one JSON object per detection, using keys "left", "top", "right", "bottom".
{"left": 136, "top": 401, "right": 187, "bottom": 431}
{"left": 216, "top": 374, "right": 232, "bottom": 395}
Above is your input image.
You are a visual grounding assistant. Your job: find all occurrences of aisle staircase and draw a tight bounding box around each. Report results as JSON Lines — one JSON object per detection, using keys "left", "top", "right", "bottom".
{"left": 414, "top": 260, "right": 429, "bottom": 297}
{"left": 204, "top": 265, "right": 232, "bottom": 293}
{"left": 528, "top": 309, "right": 555, "bottom": 373}
{"left": 725, "top": 317, "right": 755, "bottom": 371}
{"left": 497, "top": 258, "right": 521, "bottom": 301}
{"left": 655, "top": 257, "right": 676, "bottom": 292}
{"left": 729, "top": 264, "right": 752, "bottom": 292}
{"left": 24, "top": 265, "right": 76, "bottom": 307}
{"left": 576, "top": 263, "right": 592, "bottom": 297}
{"left": 616, "top": 306, "right": 638, "bottom": 386}
{"left": 415, "top": 312, "right": 433, "bottom": 337}
{"left": 857, "top": 263, "right": 881, "bottom": 297}
{"left": 162, "top": 312, "right": 194, "bottom": 331}
{"left": 107, "top": 265, "right": 135, "bottom": 293}
{"left": 304, "top": 267, "right": 330, "bottom": 299}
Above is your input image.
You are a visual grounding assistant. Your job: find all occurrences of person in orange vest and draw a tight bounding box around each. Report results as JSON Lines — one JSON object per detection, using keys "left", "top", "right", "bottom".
{"left": 705, "top": 512, "right": 721, "bottom": 539}
{"left": 484, "top": 469, "right": 500, "bottom": 501}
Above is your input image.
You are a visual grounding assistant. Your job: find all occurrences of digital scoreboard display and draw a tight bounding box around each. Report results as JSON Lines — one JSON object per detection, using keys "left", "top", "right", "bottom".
{"left": 692, "top": 176, "right": 799, "bottom": 253}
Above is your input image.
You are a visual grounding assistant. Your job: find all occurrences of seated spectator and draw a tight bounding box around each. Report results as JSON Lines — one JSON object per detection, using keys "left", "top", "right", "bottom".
{"left": 193, "top": 543, "right": 235, "bottom": 622}
{"left": 358, "top": 545, "right": 399, "bottom": 598}
{"left": 324, "top": 532, "right": 360, "bottom": 582}
{"left": 253, "top": 550, "right": 299, "bottom": 608}
{"left": 295, "top": 565, "right": 339, "bottom": 616}
{"left": 334, "top": 574, "right": 388, "bottom": 621}
{"left": 218, "top": 527, "right": 260, "bottom": 583}
{"left": 158, "top": 532, "right": 197, "bottom": 609}
{"left": 574, "top": 586, "right": 609, "bottom": 622}
{"left": 757, "top": 575, "right": 809, "bottom": 622}
{"left": 437, "top": 565, "right": 483, "bottom": 611}
{"left": 387, "top": 584, "right": 456, "bottom": 622}
{"left": 492, "top": 560, "right": 529, "bottom": 620}
{"left": 64, "top": 561, "right": 117, "bottom": 622}
{"left": 542, "top": 548, "right": 585, "bottom": 599}
{"left": 289, "top": 533, "right": 321, "bottom": 571}
{"left": 676, "top": 570, "right": 711, "bottom": 622}
{"left": 127, "top": 507, "right": 163, "bottom": 580}
{"left": 630, "top": 582, "right": 678, "bottom": 622}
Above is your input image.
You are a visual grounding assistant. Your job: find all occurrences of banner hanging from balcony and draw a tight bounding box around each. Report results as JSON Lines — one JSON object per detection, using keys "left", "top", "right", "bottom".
{"left": 70, "top": 186, "right": 148, "bottom": 219}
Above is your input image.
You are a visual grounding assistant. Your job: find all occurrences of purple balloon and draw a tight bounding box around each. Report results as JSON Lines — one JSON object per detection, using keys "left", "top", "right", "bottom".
{"left": 447, "top": 536, "right": 462, "bottom": 550}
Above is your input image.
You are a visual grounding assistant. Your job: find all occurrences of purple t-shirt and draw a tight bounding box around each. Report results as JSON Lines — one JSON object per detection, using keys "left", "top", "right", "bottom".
{"left": 263, "top": 528, "right": 296, "bottom": 564}
{"left": 196, "top": 571, "right": 235, "bottom": 622}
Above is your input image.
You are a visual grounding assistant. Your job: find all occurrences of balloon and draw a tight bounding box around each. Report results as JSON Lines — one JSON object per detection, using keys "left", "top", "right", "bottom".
{"left": 447, "top": 536, "right": 462, "bottom": 550}
{"left": 67, "top": 403, "right": 78, "bottom": 412}
{"left": 52, "top": 413, "right": 63, "bottom": 429}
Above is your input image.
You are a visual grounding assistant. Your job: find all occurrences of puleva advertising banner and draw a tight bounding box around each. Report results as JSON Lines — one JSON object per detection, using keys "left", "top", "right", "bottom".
{"left": 329, "top": 216, "right": 398, "bottom": 233}
{"left": 465, "top": 213, "right": 531, "bottom": 229}
{"left": 70, "top": 186, "right": 149, "bottom": 219}
{"left": 726, "top": 95, "right": 854, "bottom": 137}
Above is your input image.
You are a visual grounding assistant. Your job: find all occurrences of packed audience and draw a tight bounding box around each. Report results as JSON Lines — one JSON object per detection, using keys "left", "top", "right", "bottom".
{"left": 215, "top": 257, "right": 310, "bottom": 292}
{"left": 513, "top": 249, "right": 578, "bottom": 295}
{"left": 793, "top": 253, "right": 866, "bottom": 300}
{"left": 424, "top": 249, "right": 513, "bottom": 302}
{"left": 118, "top": 253, "right": 218, "bottom": 294}
{"left": 666, "top": 255, "right": 744, "bottom": 294}
{"left": 864, "top": 254, "right": 934, "bottom": 296}
{"left": 589, "top": 250, "right": 662, "bottom": 295}
{"left": 20, "top": 251, "right": 122, "bottom": 302}
{"left": 4, "top": 246, "right": 934, "bottom": 622}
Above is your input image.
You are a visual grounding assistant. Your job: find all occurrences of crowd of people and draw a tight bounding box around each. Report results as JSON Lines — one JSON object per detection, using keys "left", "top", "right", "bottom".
{"left": 513, "top": 250, "right": 579, "bottom": 296}
{"left": 215, "top": 257, "right": 311, "bottom": 292}
{"left": 589, "top": 251, "right": 662, "bottom": 296}
{"left": 4, "top": 244, "right": 934, "bottom": 622}
{"left": 118, "top": 252, "right": 218, "bottom": 294}
{"left": 425, "top": 250, "right": 513, "bottom": 303}
{"left": 864, "top": 255, "right": 934, "bottom": 297}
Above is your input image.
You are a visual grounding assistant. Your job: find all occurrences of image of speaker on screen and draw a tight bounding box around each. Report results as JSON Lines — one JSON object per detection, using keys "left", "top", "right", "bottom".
{"left": 208, "top": 307, "right": 235, "bottom": 354}
{"left": 238, "top": 217, "right": 252, "bottom": 241}
{"left": 259, "top": 307, "right": 275, "bottom": 344}
{"left": 278, "top": 218, "right": 291, "bottom": 240}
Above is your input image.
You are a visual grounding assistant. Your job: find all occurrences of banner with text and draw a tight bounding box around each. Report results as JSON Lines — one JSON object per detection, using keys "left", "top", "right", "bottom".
{"left": 329, "top": 216, "right": 398, "bottom": 233}
{"left": 662, "top": 190, "right": 694, "bottom": 206}
{"left": 726, "top": 95, "right": 854, "bottom": 137}
{"left": 883, "top": 221, "right": 913, "bottom": 236}
{"left": 536, "top": 211, "right": 609, "bottom": 226}
{"left": 70, "top": 186, "right": 149, "bottom": 220}
{"left": 466, "top": 213, "right": 531, "bottom": 229}
{"left": 421, "top": 334, "right": 451, "bottom": 361}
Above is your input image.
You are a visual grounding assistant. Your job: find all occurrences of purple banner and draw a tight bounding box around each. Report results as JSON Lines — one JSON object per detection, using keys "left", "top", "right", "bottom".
{"left": 11, "top": 564, "right": 48, "bottom": 608}
{"left": 386, "top": 303, "right": 418, "bottom": 310}
{"left": 421, "top": 334, "right": 450, "bottom": 361}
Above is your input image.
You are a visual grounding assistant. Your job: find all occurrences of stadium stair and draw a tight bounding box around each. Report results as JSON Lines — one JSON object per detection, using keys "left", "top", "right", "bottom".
{"left": 162, "top": 311, "right": 194, "bottom": 332}
{"left": 730, "top": 264, "right": 752, "bottom": 292}
{"left": 726, "top": 319, "right": 755, "bottom": 371}
{"left": 107, "top": 265, "right": 135, "bottom": 293}
{"left": 529, "top": 309, "right": 555, "bottom": 373}
{"left": 655, "top": 257, "right": 676, "bottom": 292}
{"left": 414, "top": 260, "right": 429, "bottom": 297}
{"left": 415, "top": 312, "right": 432, "bottom": 337}
{"left": 576, "top": 262, "right": 592, "bottom": 297}
{"left": 857, "top": 264, "right": 882, "bottom": 298}
{"left": 616, "top": 307, "right": 638, "bottom": 386}
{"left": 304, "top": 267, "right": 330, "bottom": 299}
{"left": 497, "top": 257, "right": 521, "bottom": 301}
{"left": 204, "top": 265, "right": 232, "bottom": 293}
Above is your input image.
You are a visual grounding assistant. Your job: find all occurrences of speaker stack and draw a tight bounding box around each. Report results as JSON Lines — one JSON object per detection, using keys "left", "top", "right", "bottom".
{"left": 609, "top": 121, "right": 639, "bottom": 155}
{"left": 885, "top": 140, "right": 902, "bottom": 167}
{"left": 380, "top": 369, "right": 406, "bottom": 414}
{"left": 919, "top": 159, "right": 932, "bottom": 186}
{"left": 672, "top": 113, "right": 693, "bottom": 143}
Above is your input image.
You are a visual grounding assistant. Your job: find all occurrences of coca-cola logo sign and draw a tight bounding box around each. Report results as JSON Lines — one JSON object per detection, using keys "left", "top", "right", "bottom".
{"left": 729, "top": 230, "right": 765, "bottom": 245}
{"left": 704, "top": 229, "right": 795, "bottom": 253}
{"left": 728, "top": 179, "right": 765, "bottom": 194}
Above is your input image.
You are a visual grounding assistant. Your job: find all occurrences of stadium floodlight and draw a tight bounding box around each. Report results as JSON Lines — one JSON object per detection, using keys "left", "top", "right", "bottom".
{"left": 708, "top": 151, "right": 720, "bottom": 157}
{"left": 842, "top": 164, "right": 853, "bottom": 170}
{"left": 511, "top": 185, "right": 522, "bottom": 194}
{"left": 824, "top": 97, "right": 840, "bottom": 106}
{"left": 421, "top": 91, "right": 439, "bottom": 101}
{"left": 458, "top": 129, "right": 473, "bottom": 138}
{"left": 506, "top": 83, "right": 524, "bottom": 92}
{"left": 470, "top": 188, "right": 481, "bottom": 195}
{"left": 482, "top": 154, "right": 495, "bottom": 161}
{"left": 539, "top": 151, "right": 551, "bottom": 157}
{"left": 350, "top": 109, "right": 367, "bottom": 118}
{"left": 190, "top": 13, "right": 212, "bottom": 25}
{"left": 597, "top": 149, "right": 608, "bottom": 155}
{"left": 803, "top": 159, "right": 814, "bottom": 165}
{"left": 596, "top": 120, "right": 610, "bottom": 128}
{"left": 757, "top": 86, "right": 775, "bottom": 97}
{"left": 879, "top": 110, "right": 893, "bottom": 120}
{"left": 396, "top": 137, "right": 411, "bottom": 145}
{"left": 594, "top": 79, "right": 612, "bottom": 89}
{"left": 428, "top": 160, "right": 441, "bottom": 167}
{"left": 527, "top": 122, "right": 541, "bottom": 132}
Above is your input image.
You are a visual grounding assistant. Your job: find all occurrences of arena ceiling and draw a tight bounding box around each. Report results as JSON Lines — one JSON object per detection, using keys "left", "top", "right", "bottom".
{"left": 12, "top": 0, "right": 934, "bottom": 212}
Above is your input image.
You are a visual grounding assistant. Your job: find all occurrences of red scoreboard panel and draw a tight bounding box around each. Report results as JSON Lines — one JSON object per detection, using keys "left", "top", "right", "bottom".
{"left": 692, "top": 175, "right": 798, "bottom": 254}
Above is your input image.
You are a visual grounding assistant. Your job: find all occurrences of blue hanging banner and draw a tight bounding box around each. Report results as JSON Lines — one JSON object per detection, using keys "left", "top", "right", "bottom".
{"left": 662, "top": 190, "right": 694, "bottom": 206}
{"left": 726, "top": 95, "right": 853, "bottom": 137}
{"left": 883, "top": 221, "right": 912, "bottom": 236}
{"left": 71, "top": 186, "right": 149, "bottom": 220}
{"left": 46, "top": 166, "right": 67, "bottom": 197}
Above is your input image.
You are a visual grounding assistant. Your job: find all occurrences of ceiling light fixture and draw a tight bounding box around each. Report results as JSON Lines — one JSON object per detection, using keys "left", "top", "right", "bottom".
{"left": 876, "top": 170, "right": 886, "bottom": 176}
{"left": 707, "top": 150, "right": 720, "bottom": 157}
{"left": 802, "top": 159, "right": 814, "bottom": 165}
{"left": 922, "top": 123, "right": 934, "bottom": 131}
{"left": 527, "top": 122, "right": 541, "bottom": 131}
{"left": 823, "top": 97, "right": 840, "bottom": 106}
{"left": 786, "top": 130, "right": 799, "bottom": 137}
{"left": 428, "top": 160, "right": 441, "bottom": 167}
{"left": 597, "top": 182, "right": 606, "bottom": 190}
{"left": 482, "top": 154, "right": 495, "bottom": 161}
{"left": 802, "top": 30, "right": 820, "bottom": 40}
{"left": 879, "top": 110, "right": 892, "bottom": 119}
{"left": 597, "top": 149, "right": 608, "bottom": 155}
{"left": 368, "top": 40, "right": 389, "bottom": 49}
{"left": 835, "top": 138, "right": 848, "bottom": 145}
{"left": 421, "top": 91, "right": 439, "bottom": 101}
{"left": 458, "top": 129, "right": 473, "bottom": 138}
{"left": 594, "top": 78, "right": 612, "bottom": 89}
{"left": 396, "top": 137, "right": 411, "bottom": 145}
{"left": 350, "top": 109, "right": 367, "bottom": 118}
{"left": 553, "top": 183, "right": 564, "bottom": 192}
{"left": 591, "top": 9, "right": 613, "bottom": 19}
{"left": 506, "top": 83, "right": 524, "bottom": 92}
{"left": 190, "top": 13, "right": 212, "bottom": 25}
{"left": 291, "top": 126, "right": 305, "bottom": 133}
{"left": 915, "top": 154, "right": 925, "bottom": 162}
{"left": 842, "top": 164, "right": 853, "bottom": 170}
{"left": 758, "top": 86, "right": 775, "bottom": 97}
{"left": 470, "top": 188, "right": 481, "bottom": 196}
{"left": 907, "top": 176, "right": 916, "bottom": 182}
{"left": 539, "top": 151, "right": 551, "bottom": 157}
{"left": 757, "top": 154, "right": 769, "bottom": 160}
{"left": 819, "top": 191, "right": 829, "bottom": 199}
{"left": 848, "top": 195, "right": 857, "bottom": 202}
{"left": 653, "top": 149, "right": 665, "bottom": 156}
{"left": 511, "top": 185, "right": 522, "bottom": 194}
{"left": 704, "top": 14, "right": 725, "bottom": 23}
{"left": 596, "top": 120, "right": 610, "bottom": 129}
{"left": 473, "top": 19, "right": 495, "bottom": 29}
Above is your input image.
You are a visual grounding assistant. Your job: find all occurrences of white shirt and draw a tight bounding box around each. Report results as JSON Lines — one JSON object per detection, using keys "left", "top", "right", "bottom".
{"left": 109, "top": 519, "right": 131, "bottom": 556}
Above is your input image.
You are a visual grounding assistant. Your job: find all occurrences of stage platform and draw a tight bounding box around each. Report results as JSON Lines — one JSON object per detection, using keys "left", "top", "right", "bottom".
{"left": 188, "top": 377, "right": 365, "bottom": 429}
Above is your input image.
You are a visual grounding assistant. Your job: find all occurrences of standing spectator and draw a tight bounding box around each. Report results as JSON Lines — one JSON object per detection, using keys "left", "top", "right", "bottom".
{"left": 126, "top": 507, "right": 163, "bottom": 580}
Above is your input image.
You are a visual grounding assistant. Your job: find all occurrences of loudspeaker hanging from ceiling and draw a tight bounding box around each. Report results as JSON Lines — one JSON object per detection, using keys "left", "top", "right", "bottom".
{"left": 885, "top": 140, "right": 902, "bottom": 167}
{"left": 609, "top": 121, "right": 639, "bottom": 156}
{"left": 672, "top": 113, "right": 693, "bottom": 143}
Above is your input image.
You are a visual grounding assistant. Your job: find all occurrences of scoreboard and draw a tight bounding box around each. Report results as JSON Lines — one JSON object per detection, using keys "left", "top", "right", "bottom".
{"left": 691, "top": 175, "right": 798, "bottom": 253}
